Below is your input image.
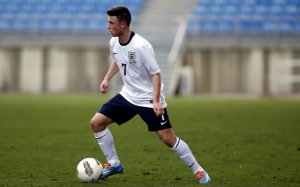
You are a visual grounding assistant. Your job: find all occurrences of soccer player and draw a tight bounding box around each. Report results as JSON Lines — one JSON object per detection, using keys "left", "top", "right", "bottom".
{"left": 90, "top": 6, "right": 211, "bottom": 184}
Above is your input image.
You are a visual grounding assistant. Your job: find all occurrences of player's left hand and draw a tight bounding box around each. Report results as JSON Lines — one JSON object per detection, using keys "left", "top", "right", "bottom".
{"left": 153, "top": 102, "right": 164, "bottom": 117}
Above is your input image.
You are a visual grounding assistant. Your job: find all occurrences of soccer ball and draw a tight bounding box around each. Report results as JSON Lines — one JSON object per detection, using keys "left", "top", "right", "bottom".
{"left": 76, "top": 158, "right": 103, "bottom": 182}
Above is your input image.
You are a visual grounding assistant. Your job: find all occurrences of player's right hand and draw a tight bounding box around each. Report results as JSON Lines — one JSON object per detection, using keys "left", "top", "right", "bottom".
{"left": 100, "top": 80, "right": 109, "bottom": 93}
{"left": 153, "top": 102, "right": 165, "bottom": 117}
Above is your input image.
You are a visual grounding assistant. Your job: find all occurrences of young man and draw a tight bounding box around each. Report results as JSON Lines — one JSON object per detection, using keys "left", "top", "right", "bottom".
{"left": 90, "top": 6, "right": 211, "bottom": 184}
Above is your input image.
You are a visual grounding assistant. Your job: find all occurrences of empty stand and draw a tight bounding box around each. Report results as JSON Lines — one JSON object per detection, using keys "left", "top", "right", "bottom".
{"left": 0, "top": 0, "right": 144, "bottom": 35}
{"left": 188, "top": 0, "right": 300, "bottom": 36}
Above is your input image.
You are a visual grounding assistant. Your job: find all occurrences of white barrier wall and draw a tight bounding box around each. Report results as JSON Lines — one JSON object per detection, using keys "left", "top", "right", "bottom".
{"left": 245, "top": 48, "right": 264, "bottom": 95}
{"left": 0, "top": 50, "right": 9, "bottom": 91}
{"left": 269, "top": 50, "right": 293, "bottom": 96}
{"left": 82, "top": 49, "right": 106, "bottom": 92}
{"left": 19, "top": 48, "right": 43, "bottom": 93}
{"left": 0, "top": 47, "right": 298, "bottom": 96}
{"left": 186, "top": 49, "right": 299, "bottom": 96}
{"left": 46, "top": 47, "right": 69, "bottom": 93}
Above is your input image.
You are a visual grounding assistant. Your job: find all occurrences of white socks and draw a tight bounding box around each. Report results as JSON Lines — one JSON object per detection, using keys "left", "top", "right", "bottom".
{"left": 94, "top": 130, "right": 203, "bottom": 174}
{"left": 172, "top": 137, "right": 203, "bottom": 174}
{"left": 94, "top": 128, "right": 120, "bottom": 167}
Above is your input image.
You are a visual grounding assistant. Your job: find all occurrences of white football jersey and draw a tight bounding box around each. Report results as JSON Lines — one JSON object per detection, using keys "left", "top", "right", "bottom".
{"left": 109, "top": 32, "right": 166, "bottom": 108}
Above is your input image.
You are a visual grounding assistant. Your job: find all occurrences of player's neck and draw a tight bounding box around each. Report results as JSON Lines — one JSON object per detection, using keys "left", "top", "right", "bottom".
{"left": 119, "top": 29, "right": 132, "bottom": 45}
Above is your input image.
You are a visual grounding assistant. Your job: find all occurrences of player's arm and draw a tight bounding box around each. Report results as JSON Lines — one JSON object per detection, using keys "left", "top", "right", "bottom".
{"left": 100, "top": 60, "right": 119, "bottom": 93}
{"left": 152, "top": 73, "right": 164, "bottom": 116}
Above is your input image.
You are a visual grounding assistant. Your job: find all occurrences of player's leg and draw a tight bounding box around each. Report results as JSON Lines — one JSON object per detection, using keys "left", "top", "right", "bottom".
{"left": 90, "top": 113, "right": 120, "bottom": 165}
{"left": 156, "top": 128, "right": 204, "bottom": 172}
{"left": 91, "top": 113, "right": 124, "bottom": 179}
{"left": 137, "top": 106, "right": 211, "bottom": 183}
{"left": 155, "top": 128, "right": 177, "bottom": 147}
{"left": 91, "top": 94, "right": 137, "bottom": 179}
{"left": 156, "top": 128, "right": 211, "bottom": 184}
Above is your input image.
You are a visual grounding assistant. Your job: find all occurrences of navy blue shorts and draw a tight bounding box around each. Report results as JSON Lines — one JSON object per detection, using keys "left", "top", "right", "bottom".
{"left": 98, "top": 94, "right": 172, "bottom": 131}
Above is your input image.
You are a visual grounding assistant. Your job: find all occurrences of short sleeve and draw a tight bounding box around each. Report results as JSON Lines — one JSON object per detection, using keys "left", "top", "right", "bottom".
{"left": 139, "top": 42, "right": 161, "bottom": 75}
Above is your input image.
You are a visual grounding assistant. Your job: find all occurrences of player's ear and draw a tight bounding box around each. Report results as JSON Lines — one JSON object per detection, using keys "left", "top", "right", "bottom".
{"left": 121, "top": 21, "right": 127, "bottom": 29}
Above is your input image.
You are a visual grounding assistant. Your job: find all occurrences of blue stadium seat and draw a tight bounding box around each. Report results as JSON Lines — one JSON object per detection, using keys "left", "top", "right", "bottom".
{"left": 0, "top": 0, "right": 144, "bottom": 35}
{"left": 188, "top": 0, "right": 300, "bottom": 36}
{"left": 257, "top": 0, "right": 273, "bottom": 5}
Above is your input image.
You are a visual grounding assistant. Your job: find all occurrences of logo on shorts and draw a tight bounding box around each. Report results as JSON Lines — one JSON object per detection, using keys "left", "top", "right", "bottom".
{"left": 160, "top": 115, "right": 168, "bottom": 125}
{"left": 161, "top": 121, "right": 168, "bottom": 125}
{"left": 128, "top": 51, "right": 135, "bottom": 64}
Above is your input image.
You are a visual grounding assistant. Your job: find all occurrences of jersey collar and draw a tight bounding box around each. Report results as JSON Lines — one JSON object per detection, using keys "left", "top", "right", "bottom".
{"left": 119, "top": 31, "right": 135, "bottom": 46}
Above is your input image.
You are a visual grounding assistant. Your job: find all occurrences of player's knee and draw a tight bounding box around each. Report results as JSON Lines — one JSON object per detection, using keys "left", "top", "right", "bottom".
{"left": 90, "top": 116, "right": 106, "bottom": 132}
{"left": 90, "top": 117, "right": 96, "bottom": 127}
{"left": 157, "top": 129, "right": 177, "bottom": 147}
{"left": 159, "top": 133, "right": 174, "bottom": 147}
{"left": 90, "top": 113, "right": 113, "bottom": 132}
{"left": 90, "top": 117, "right": 98, "bottom": 129}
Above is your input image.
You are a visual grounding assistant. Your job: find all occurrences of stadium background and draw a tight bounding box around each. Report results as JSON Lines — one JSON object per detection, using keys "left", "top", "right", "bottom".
{"left": 0, "top": 0, "right": 300, "bottom": 97}
{"left": 1, "top": 1, "right": 300, "bottom": 186}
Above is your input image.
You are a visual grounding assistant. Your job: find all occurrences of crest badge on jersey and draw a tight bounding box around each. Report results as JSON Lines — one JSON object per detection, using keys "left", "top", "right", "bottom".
{"left": 128, "top": 51, "right": 136, "bottom": 64}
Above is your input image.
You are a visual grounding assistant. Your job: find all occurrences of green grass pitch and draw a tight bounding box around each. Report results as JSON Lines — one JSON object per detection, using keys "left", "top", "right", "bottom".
{"left": 0, "top": 95, "right": 299, "bottom": 187}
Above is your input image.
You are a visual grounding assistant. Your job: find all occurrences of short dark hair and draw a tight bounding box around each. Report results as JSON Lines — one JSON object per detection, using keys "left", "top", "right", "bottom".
{"left": 106, "top": 6, "right": 131, "bottom": 26}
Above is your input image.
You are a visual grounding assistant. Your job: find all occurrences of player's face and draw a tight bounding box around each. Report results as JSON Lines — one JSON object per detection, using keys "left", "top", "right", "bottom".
{"left": 107, "top": 16, "right": 122, "bottom": 37}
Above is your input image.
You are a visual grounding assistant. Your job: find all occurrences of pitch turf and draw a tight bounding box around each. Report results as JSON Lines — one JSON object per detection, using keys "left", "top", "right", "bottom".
{"left": 0, "top": 95, "right": 299, "bottom": 187}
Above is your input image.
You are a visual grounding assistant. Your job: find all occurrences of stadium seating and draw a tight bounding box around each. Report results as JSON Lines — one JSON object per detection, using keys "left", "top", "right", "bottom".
{"left": 0, "top": 0, "right": 144, "bottom": 35}
{"left": 188, "top": 0, "right": 300, "bottom": 36}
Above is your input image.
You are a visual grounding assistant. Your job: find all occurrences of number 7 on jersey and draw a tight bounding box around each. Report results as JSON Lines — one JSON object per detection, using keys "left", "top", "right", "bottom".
{"left": 122, "top": 63, "right": 127, "bottom": 76}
